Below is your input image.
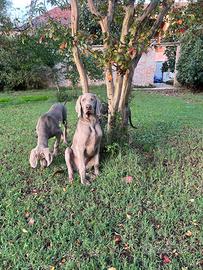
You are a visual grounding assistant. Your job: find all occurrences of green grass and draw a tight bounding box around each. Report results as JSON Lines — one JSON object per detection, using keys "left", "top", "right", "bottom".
{"left": 0, "top": 87, "right": 202, "bottom": 270}
{"left": 0, "top": 97, "right": 11, "bottom": 103}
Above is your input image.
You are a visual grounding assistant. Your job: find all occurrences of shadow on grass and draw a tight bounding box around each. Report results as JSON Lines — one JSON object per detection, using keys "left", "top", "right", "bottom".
{"left": 100, "top": 120, "right": 183, "bottom": 166}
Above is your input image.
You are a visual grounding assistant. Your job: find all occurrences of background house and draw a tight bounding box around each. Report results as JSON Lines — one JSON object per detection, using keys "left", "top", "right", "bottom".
{"left": 33, "top": 5, "right": 185, "bottom": 88}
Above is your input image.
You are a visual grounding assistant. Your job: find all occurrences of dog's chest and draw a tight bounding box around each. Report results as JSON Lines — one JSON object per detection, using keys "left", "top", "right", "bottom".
{"left": 85, "top": 125, "right": 102, "bottom": 156}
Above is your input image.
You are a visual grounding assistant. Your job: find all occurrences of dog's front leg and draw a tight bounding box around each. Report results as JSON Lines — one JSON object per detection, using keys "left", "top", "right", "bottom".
{"left": 63, "top": 122, "right": 68, "bottom": 144}
{"left": 53, "top": 132, "right": 62, "bottom": 156}
{"left": 65, "top": 147, "right": 74, "bottom": 183}
{"left": 93, "top": 147, "right": 100, "bottom": 177}
{"left": 77, "top": 148, "right": 90, "bottom": 185}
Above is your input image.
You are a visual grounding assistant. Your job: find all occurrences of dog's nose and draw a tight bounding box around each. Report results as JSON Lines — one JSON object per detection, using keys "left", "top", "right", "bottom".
{"left": 86, "top": 104, "right": 92, "bottom": 110}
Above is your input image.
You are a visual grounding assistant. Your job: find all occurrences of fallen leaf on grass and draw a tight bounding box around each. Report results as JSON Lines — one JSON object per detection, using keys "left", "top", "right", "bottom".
{"left": 161, "top": 254, "right": 171, "bottom": 264}
{"left": 124, "top": 243, "right": 130, "bottom": 250}
{"left": 28, "top": 217, "right": 35, "bottom": 226}
{"left": 61, "top": 258, "right": 66, "bottom": 264}
{"left": 126, "top": 212, "right": 132, "bottom": 219}
{"left": 24, "top": 211, "right": 30, "bottom": 218}
{"left": 108, "top": 268, "right": 116, "bottom": 270}
{"left": 172, "top": 249, "right": 179, "bottom": 257}
{"left": 185, "top": 230, "right": 192, "bottom": 237}
{"left": 192, "top": 220, "right": 198, "bottom": 226}
{"left": 50, "top": 266, "right": 55, "bottom": 270}
{"left": 123, "top": 175, "right": 133, "bottom": 184}
{"left": 114, "top": 233, "right": 122, "bottom": 245}
{"left": 63, "top": 187, "right": 67, "bottom": 192}
{"left": 22, "top": 228, "right": 28, "bottom": 233}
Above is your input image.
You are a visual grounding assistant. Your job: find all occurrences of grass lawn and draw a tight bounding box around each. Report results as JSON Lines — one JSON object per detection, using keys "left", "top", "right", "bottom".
{"left": 0, "top": 87, "right": 202, "bottom": 270}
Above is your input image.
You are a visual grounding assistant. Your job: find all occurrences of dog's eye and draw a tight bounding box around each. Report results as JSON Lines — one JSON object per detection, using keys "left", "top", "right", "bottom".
{"left": 90, "top": 98, "right": 94, "bottom": 101}
{"left": 82, "top": 98, "right": 86, "bottom": 102}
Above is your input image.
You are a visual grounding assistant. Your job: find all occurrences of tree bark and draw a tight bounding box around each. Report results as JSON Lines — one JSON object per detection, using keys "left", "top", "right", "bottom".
{"left": 87, "top": 0, "right": 175, "bottom": 134}
{"left": 71, "top": 0, "right": 89, "bottom": 93}
{"left": 87, "top": 0, "right": 116, "bottom": 132}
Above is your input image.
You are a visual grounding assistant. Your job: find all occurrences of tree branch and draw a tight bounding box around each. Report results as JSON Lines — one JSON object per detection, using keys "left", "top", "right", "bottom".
{"left": 107, "top": 0, "right": 116, "bottom": 26}
{"left": 87, "top": 0, "right": 102, "bottom": 19}
{"left": 136, "top": 1, "right": 160, "bottom": 24}
{"left": 148, "top": 0, "right": 174, "bottom": 40}
{"left": 71, "top": 0, "right": 89, "bottom": 93}
{"left": 71, "top": 0, "right": 79, "bottom": 35}
{"left": 120, "top": 1, "right": 135, "bottom": 43}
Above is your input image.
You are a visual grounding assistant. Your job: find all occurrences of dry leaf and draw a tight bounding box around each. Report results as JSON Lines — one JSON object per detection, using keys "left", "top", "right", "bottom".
{"left": 114, "top": 233, "right": 122, "bottom": 245}
{"left": 172, "top": 249, "right": 179, "bottom": 257}
{"left": 24, "top": 211, "right": 30, "bottom": 218}
{"left": 50, "top": 266, "right": 55, "bottom": 270}
{"left": 123, "top": 175, "right": 133, "bottom": 184}
{"left": 63, "top": 187, "right": 67, "bottom": 192}
{"left": 108, "top": 268, "right": 116, "bottom": 270}
{"left": 161, "top": 254, "right": 171, "bottom": 264}
{"left": 124, "top": 243, "right": 130, "bottom": 250}
{"left": 22, "top": 228, "right": 28, "bottom": 233}
{"left": 59, "top": 42, "right": 67, "bottom": 50}
{"left": 28, "top": 217, "right": 35, "bottom": 226}
{"left": 192, "top": 220, "right": 198, "bottom": 226}
{"left": 107, "top": 73, "right": 112, "bottom": 82}
{"left": 185, "top": 230, "right": 192, "bottom": 237}
{"left": 126, "top": 213, "right": 132, "bottom": 219}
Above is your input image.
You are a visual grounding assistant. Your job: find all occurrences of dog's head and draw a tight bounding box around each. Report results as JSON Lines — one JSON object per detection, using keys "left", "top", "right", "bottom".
{"left": 75, "top": 93, "right": 102, "bottom": 119}
{"left": 29, "top": 147, "right": 53, "bottom": 168}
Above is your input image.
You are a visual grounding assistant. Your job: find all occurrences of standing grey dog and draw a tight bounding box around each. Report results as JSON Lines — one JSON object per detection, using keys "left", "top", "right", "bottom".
{"left": 65, "top": 93, "right": 102, "bottom": 185}
{"left": 29, "top": 103, "right": 68, "bottom": 168}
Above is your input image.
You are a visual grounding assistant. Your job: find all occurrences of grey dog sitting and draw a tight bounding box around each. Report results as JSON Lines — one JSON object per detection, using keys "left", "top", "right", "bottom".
{"left": 65, "top": 93, "right": 102, "bottom": 185}
{"left": 29, "top": 103, "right": 68, "bottom": 168}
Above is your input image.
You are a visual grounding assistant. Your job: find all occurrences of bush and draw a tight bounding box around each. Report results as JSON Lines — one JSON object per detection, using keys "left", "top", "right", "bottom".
{"left": 56, "top": 88, "right": 79, "bottom": 102}
{"left": 177, "top": 27, "right": 203, "bottom": 90}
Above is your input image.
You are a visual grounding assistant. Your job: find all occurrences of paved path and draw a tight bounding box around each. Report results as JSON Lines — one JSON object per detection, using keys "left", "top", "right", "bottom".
{"left": 133, "top": 83, "right": 181, "bottom": 91}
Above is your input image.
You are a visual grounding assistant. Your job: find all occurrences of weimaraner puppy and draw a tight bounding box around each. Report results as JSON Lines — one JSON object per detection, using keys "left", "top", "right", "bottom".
{"left": 29, "top": 103, "right": 67, "bottom": 168}
{"left": 65, "top": 93, "right": 102, "bottom": 185}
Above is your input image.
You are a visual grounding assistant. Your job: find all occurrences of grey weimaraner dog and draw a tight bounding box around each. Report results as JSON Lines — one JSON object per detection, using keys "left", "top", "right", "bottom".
{"left": 29, "top": 103, "right": 67, "bottom": 168}
{"left": 65, "top": 93, "right": 102, "bottom": 185}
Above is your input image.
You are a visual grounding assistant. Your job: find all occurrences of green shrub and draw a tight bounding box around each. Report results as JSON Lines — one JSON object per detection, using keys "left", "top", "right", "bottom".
{"left": 20, "top": 95, "right": 49, "bottom": 102}
{"left": 0, "top": 97, "right": 11, "bottom": 103}
{"left": 56, "top": 88, "right": 79, "bottom": 102}
{"left": 177, "top": 27, "right": 203, "bottom": 90}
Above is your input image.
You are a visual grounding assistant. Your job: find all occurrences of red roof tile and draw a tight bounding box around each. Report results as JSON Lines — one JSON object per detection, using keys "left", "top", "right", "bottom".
{"left": 33, "top": 7, "right": 71, "bottom": 27}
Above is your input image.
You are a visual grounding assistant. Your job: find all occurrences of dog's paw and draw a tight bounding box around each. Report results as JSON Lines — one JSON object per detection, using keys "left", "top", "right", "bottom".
{"left": 82, "top": 179, "right": 91, "bottom": 186}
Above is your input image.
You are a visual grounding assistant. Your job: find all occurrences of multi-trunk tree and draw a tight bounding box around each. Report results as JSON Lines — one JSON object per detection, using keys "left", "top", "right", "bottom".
{"left": 71, "top": 0, "right": 174, "bottom": 132}
{"left": 15, "top": 0, "right": 174, "bottom": 133}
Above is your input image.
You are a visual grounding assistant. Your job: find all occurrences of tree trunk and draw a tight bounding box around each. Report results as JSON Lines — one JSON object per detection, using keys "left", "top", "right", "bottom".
{"left": 71, "top": 0, "right": 89, "bottom": 93}
{"left": 87, "top": 0, "right": 174, "bottom": 135}
{"left": 72, "top": 46, "right": 89, "bottom": 93}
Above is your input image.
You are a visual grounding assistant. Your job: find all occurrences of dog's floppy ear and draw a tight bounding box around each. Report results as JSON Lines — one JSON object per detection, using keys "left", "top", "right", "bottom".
{"left": 43, "top": 148, "right": 53, "bottom": 167}
{"left": 29, "top": 148, "right": 38, "bottom": 168}
{"left": 75, "top": 95, "right": 82, "bottom": 118}
{"left": 95, "top": 96, "right": 102, "bottom": 117}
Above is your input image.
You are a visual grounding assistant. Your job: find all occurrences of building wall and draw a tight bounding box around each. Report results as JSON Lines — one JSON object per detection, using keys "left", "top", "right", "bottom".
{"left": 49, "top": 46, "right": 171, "bottom": 88}
{"left": 132, "top": 48, "right": 156, "bottom": 86}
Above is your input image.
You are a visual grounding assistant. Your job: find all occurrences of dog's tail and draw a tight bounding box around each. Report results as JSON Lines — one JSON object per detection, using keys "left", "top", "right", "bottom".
{"left": 128, "top": 108, "right": 137, "bottom": 129}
